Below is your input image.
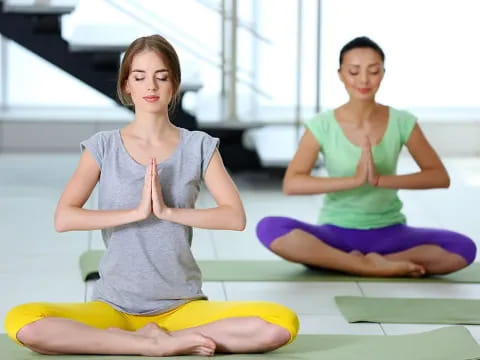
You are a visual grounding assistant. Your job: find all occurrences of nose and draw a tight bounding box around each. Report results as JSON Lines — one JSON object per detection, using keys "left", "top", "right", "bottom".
{"left": 359, "top": 71, "right": 368, "bottom": 84}
{"left": 147, "top": 77, "right": 158, "bottom": 91}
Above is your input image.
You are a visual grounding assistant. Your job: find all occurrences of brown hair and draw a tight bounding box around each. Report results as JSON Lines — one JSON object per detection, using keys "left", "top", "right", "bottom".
{"left": 117, "top": 35, "right": 181, "bottom": 110}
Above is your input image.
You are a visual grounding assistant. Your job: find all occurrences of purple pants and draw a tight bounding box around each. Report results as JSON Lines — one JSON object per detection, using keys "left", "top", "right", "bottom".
{"left": 256, "top": 216, "right": 476, "bottom": 265}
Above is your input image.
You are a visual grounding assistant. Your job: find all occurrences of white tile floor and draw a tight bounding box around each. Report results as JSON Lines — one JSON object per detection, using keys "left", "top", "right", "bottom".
{"left": 1, "top": 154, "right": 479, "bottom": 342}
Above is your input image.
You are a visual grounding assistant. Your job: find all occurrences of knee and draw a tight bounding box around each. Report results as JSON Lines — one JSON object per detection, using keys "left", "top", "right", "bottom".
{"left": 16, "top": 320, "right": 45, "bottom": 348}
{"left": 462, "top": 237, "right": 477, "bottom": 265}
{"left": 256, "top": 217, "right": 278, "bottom": 238}
{"left": 5, "top": 303, "right": 49, "bottom": 345}
{"left": 256, "top": 217, "right": 286, "bottom": 248}
{"left": 256, "top": 302, "right": 299, "bottom": 345}
{"left": 447, "top": 234, "right": 477, "bottom": 265}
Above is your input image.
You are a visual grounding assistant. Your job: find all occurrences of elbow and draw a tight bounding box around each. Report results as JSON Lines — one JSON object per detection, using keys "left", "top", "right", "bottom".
{"left": 441, "top": 174, "right": 451, "bottom": 188}
{"left": 229, "top": 208, "right": 246, "bottom": 231}
{"left": 54, "top": 209, "right": 69, "bottom": 233}
{"left": 282, "top": 180, "right": 295, "bottom": 195}
{"left": 232, "top": 212, "right": 246, "bottom": 231}
{"left": 54, "top": 219, "right": 67, "bottom": 233}
{"left": 233, "top": 221, "right": 246, "bottom": 232}
{"left": 436, "top": 168, "right": 450, "bottom": 188}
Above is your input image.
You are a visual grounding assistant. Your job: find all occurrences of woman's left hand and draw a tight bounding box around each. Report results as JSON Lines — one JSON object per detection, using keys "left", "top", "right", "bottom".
{"left": 365, "top": 137, "right": 380, "bottom": 186}
{"left": 151, "top": 158, "right": 169, "bottom": 219}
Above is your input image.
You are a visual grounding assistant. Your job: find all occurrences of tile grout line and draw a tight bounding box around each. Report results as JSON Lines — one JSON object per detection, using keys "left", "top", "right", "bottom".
{"left": 221, "top": 281, "right": 228, "bottom": 301}
{"left": 210, "top": 230, "right": 219, "bottom": 260}
{"left": 355, "top": 281, "right": 387, "bottom": 336}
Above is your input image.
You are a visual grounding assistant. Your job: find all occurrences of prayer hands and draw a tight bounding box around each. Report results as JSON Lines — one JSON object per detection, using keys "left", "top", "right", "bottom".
{"left": 151, "top": 158, "right": 167, "bottom": 219}
{"left": 136, "top": 158, "right": 168, "bottom": 220}
{"left": 355, "top": 136, "right": 380, "bottom": 187}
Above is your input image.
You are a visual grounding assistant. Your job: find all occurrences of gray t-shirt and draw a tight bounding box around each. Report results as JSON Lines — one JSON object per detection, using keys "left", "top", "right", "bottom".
{"left": 80, "top": 128, "right": 219, "bottom": 315}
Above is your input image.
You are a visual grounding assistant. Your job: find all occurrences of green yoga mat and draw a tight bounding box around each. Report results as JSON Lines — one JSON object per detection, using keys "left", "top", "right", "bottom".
{"left": 80, "top": 250, "right": 480, "bottom": 283}
{"left": 336, "top": 296, "right": 480, "bottom": 324}
{"left": 2, "top": 327, "right": 480, "bottom": 359}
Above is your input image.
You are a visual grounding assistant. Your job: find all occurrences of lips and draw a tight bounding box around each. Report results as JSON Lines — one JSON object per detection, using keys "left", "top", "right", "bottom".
{"left": 143, "top": 96, "right": 159, "bottom": 102}
{"left": 357, "top": 88, "right": 371, "bottom": 94}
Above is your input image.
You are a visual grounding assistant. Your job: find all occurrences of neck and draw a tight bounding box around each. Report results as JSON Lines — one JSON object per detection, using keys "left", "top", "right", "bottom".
{"left": 128, "top": 111, "right": 175, "bottom": 141}
{"left": 344, "top": 99, "right": 379, "bottom": 124}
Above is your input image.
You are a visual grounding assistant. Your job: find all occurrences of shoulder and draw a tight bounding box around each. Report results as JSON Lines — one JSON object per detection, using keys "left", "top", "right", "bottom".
{"left": 389, "top": 106, "right": 417, "bottom": 123}
{"left": 305, "top": 109, "right": 335, "bottom": 129}
{"left": 82, "top": 129, "right": 118, "bottom": 146}
{"left": 80, "top": 130, "right": 119, "bottom": 166}
{"left": 179, "top": 128, "right": 220, "bottom": 175}
{"left": 305, "top": 109, "right": 335, "bottom": 144}
{"left": 181, "top": 128, "right": 219, "bottom": 147}
{"left": 388, "top": 107, "right": 418, "bottom": 143}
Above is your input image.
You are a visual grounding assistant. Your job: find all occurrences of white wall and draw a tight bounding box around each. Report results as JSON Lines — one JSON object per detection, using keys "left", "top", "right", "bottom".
{"left": 0, "top": 0, "right": 479, "bottom": 114}
{"left": 252, "top": 0, "right": 480, "bottom": 112}
{"left": 319, "top": 0, "right": 480, "bottom": 110}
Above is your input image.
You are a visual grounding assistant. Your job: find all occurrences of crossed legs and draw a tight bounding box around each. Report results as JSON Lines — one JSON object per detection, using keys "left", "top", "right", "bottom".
{"left": 6, "top": 300, "right": 298, "bottom": 356}
{"left": 257, "top": 217, "right": 476, "bottom": 277}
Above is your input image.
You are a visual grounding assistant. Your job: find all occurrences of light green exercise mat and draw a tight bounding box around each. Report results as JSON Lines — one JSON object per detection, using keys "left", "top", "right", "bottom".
{"left": 336, "top": 296, "right": 480, "bottom": 324}
{"left": 2, "top": 327, "right": 480, "bottom": 359}
{"left": 80, "top": 250, "right": 480, "bottom": 283}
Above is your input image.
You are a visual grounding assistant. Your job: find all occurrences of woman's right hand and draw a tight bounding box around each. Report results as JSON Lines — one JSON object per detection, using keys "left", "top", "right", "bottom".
{"left": 354, "top": 137, "right": 370, "bottom": 186}
{"left": 136, "top": 159, "right": 153, "bottom": 220}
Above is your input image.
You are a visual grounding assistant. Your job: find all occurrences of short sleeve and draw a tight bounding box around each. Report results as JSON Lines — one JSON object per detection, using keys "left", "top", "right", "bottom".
{"left": 397, "top": 110, "right": 417, "bottom": 144}
{"left": 200, "top": 133, "right": 220, "bottom": 177}
{"left": 80, "top": 132, "right": 106, "bottom": 170}
{"left": 305, "top": 111, "right": 333, "bottom": 147}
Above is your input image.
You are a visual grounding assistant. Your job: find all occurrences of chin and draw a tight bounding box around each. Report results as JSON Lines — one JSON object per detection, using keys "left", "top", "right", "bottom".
{"left": 140, "top": 104, "right": 168, "bottom": 112}
{"left": 352, "top": 95, "right": 375, "bottom": 102}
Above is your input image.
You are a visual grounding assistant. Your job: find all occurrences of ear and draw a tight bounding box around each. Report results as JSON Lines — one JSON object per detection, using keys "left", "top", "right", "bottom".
{"left": 124, "top": 79, "right": 131, "bottom": 95}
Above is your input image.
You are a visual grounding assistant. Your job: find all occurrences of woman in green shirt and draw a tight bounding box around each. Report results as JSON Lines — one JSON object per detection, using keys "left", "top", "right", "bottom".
{"left": 257, "top": 37, "right": 476, "bottom": 277}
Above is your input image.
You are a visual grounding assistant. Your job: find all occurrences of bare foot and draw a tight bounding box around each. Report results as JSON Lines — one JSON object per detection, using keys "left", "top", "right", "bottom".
{"left": 106, "top": 323, "right": 168, "bottom": 339}
{"left": 350, "top": 250, "right": 364, "bottom": 257}
{"left": 135, "top": 323, "right": 168, "bottom": 338}
{"left": 363, "top": 252, "right": 425, "bottom": 277}
{"left": 145, "top": 333, "right": 216, "bottom": 357}
{"left": 108, "top": 323, "right": 215, "bottom": 356}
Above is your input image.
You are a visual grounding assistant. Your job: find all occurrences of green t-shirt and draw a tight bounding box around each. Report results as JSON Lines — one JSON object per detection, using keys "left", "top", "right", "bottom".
{"left": 305, "top": 107, "right": 416, "bottom": 229}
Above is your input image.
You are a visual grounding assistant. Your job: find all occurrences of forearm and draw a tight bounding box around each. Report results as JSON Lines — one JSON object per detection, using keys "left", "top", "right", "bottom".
{"left": 378, "top": 169, "right": 450, "bottom": 189}
{"left": 54, "top": 207, "right": 143, "bottom": 232}
{"left": 283, "top": 174, "right": 360, "bottom": 195}
{"left": 160, "top": 205, "right": 246, "bottom": 231}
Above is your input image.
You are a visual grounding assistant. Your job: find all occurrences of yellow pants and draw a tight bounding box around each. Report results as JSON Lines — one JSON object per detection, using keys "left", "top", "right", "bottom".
{"left": 5, "top": 300, "right": 299, "bottom": 346}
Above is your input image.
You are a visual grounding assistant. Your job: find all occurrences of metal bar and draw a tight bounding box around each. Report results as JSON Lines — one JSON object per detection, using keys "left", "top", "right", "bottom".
{"left": 228, "top": 0, "right": 238, "bottom": 121}
{"left": 196, "top": 0, "right": 271, "bottom": 44}
{"left": 251, "top": 0, "right": 259, "bottom": 113}
{"left": 0, "top": 34, "right": 8, "bottom": 109}
{"left": 221, "top": 0, "right": 226, "bottom": 96}
{"left": 295, "top": 0, "right": 303, "bottom": 138}
{"left": 0, "top": 34, "right": 6, "bottom": 153}
{"left": 315, "top": 0, "right": 322, "bottom": 113}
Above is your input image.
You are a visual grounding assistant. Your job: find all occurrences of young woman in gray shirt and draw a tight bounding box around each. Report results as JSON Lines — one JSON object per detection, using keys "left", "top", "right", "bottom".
{"left": 5, "top": 35, "right": 298, "bottom": 357}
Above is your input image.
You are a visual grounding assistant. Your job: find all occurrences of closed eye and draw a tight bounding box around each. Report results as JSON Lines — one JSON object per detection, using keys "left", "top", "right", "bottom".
{"left": 134, "top": 77, "right": 168, "bottom": 81}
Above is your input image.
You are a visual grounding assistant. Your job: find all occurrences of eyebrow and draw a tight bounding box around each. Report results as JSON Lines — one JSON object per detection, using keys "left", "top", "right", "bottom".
{"left": 346, "top": 63, "right": 381, "bottom": 68}
{"left": 131, "top": 69, "right": 168, "bottom": 73}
